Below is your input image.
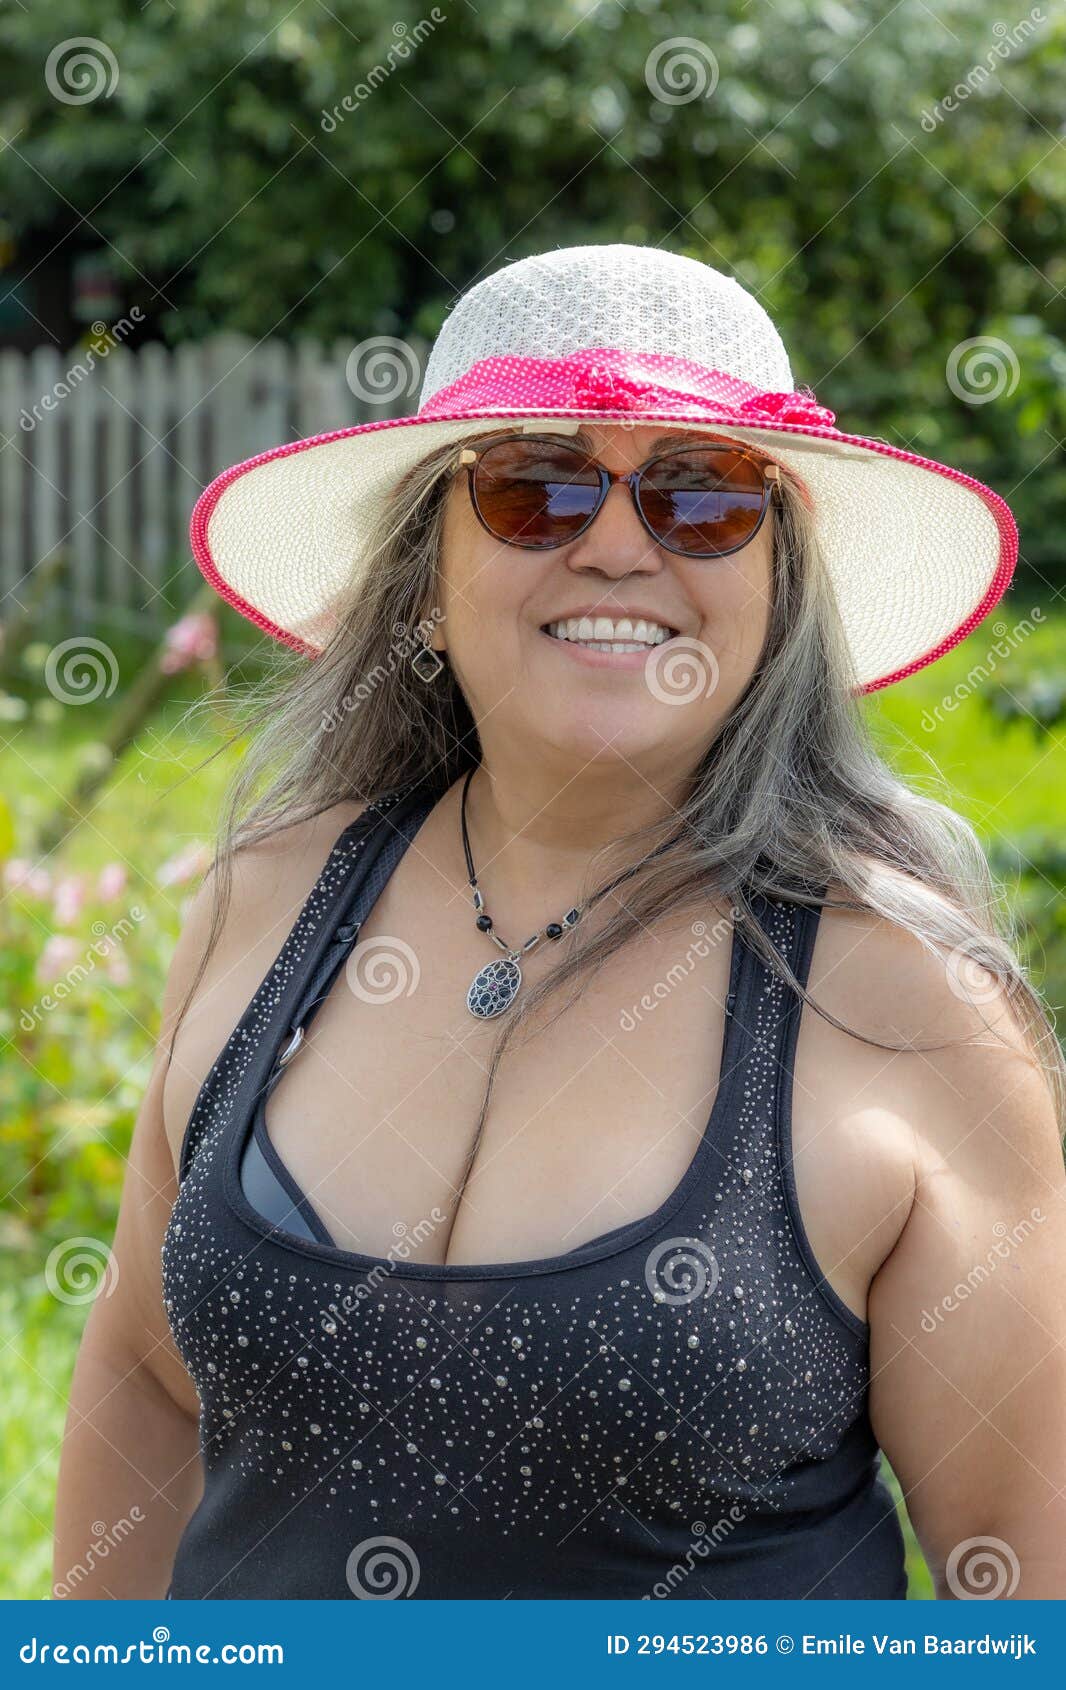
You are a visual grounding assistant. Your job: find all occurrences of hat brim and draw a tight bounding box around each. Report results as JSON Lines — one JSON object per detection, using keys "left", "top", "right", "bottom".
{"left": 190, "top": 406, "right": 1017, "bottom": 694}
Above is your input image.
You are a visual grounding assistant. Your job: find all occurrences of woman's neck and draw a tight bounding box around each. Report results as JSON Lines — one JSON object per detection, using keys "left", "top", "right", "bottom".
{"left": 450, "top": 757, "right": 694, "bottom": 921}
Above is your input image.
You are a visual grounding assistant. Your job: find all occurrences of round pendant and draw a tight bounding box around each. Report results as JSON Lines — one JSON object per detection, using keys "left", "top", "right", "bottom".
{"left": 467, "top": 955, "right": 522, "bottom": 1019}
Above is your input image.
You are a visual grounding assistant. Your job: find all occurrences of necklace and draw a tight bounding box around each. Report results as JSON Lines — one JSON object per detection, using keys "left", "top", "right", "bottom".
{"left": 460, "top": 765, "right": 686, "bottom": 1019}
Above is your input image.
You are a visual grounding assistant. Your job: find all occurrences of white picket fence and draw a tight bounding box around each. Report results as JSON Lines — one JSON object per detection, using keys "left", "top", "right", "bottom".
{"left": 0, "top": 331, "right": 430, "bottom": 636}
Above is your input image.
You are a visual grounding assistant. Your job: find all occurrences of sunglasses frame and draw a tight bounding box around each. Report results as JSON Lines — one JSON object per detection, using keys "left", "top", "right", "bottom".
{"left": 450, "top": 430, "right": 781, "bottom": 559}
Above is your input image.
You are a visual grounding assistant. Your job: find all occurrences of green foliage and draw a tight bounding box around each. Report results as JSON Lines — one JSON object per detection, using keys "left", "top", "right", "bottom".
{"left": 1, "top": 0, "right": 1064, "bottom": 578}
{"left": 2, "top": 0, "right": 1061, "bottom": 1603}
{"left": 3, "top": 610, "right": 1065, "bottom": 1596}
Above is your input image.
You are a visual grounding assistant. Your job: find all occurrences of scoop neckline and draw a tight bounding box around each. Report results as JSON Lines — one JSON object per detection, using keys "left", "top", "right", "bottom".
{"left": 220, "top": 895, "right": 753, "bottom": 1283}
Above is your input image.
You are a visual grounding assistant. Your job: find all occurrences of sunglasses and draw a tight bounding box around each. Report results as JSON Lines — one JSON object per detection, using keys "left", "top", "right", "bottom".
{"left": 450, "top": 432, "right": 780, "bottom": 559}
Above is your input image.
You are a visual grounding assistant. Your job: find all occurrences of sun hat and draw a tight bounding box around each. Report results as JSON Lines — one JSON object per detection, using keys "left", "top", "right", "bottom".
{"left": 189, "top": 243, "right": 1017, "bottom": 693}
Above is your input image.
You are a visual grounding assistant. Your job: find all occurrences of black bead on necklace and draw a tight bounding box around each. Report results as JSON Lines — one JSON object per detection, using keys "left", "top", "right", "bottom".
{"left": 460, "top": 764, "right": 685, "bottom": 1019}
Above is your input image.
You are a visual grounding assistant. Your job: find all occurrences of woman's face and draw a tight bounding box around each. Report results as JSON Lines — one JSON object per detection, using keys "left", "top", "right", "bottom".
{"left": 429, "top": 422, "right": 776, "bottom": 773}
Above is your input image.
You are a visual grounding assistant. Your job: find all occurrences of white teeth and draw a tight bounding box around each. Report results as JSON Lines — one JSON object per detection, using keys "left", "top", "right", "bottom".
{"left": 545, "top": 617, "right": 673, "bottom": 646}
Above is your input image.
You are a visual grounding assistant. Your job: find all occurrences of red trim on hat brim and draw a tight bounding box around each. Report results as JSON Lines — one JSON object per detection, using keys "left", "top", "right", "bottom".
{"left": 188, "top": 407, "right": 1019, "bottom": 692}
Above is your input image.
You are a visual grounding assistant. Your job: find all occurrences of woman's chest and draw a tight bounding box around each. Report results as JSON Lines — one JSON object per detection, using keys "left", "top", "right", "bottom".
{"left": 162, "top": 1168, "right": 871, "bottom": 1527}
{"left": 168, "top": 892, "right": 915, "bottom": 1331}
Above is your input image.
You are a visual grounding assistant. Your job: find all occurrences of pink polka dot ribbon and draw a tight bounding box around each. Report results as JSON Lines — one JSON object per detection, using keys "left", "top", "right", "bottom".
{"left": 419, "top": 347, "right": 836, "bottom": 429}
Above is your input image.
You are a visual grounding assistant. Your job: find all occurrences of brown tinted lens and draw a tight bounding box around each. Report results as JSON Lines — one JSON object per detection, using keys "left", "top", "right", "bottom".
{"left": 639, "top": 448, "right": 768, "bottom": 555}
{"left": 472, "top": 438, "right": 601, "bottom": 548}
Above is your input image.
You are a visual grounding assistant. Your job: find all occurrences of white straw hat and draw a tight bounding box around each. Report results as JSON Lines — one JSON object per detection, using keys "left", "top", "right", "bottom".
{"left": 190, "top": 243, "right": 1017, "bottom": 693}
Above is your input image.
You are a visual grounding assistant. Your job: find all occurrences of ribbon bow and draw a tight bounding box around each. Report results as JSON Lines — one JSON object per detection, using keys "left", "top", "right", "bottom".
{"left": 569, "top": 362, "right": 835, "bottom": 428}
{"left": 732, "top": 387, "right": 836, "bottom": 428}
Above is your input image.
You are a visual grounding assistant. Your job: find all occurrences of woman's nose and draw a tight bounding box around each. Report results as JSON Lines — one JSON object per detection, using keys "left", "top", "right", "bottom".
{"left": 565, "top": 476, "right": 664, "bottom": 574}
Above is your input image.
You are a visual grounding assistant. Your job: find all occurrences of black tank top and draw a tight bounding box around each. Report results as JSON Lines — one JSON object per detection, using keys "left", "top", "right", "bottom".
{"left": 161, "top": 778, "right": 907, "bottom": 1600}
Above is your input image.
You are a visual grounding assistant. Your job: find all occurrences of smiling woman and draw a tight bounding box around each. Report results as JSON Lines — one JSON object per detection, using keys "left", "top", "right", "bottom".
{"left": 53, "top": 244, "right": 1066, "bottom": 1603}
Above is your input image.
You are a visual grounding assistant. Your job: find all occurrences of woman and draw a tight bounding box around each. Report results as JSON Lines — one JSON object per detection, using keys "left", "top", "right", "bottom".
{"left": 54, "top": 244, "right": 1066, "bottom": 1601}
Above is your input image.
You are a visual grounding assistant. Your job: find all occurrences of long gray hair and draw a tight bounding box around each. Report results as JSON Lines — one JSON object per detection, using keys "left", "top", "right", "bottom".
{"left": 178, "top": 429, "right": 1066, "bottom": 1172}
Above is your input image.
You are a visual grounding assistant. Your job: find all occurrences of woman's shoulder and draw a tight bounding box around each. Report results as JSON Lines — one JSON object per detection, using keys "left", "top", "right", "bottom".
{"left": 805, "top": 862, "right": 1058, "bottom": 1172}
{"left": 810, "top": 861, "right": 1027, "bottom": 1053}
{"left": 158, "top": 797, "right": 376, "bottom": 1170}
{"left": 169, "top": 799, "right": 373, "bottom": 993}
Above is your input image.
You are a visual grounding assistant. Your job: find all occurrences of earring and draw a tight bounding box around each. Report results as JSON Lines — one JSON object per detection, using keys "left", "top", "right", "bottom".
{"left": 411, "top": 639, "right": 444, "bottom": 683}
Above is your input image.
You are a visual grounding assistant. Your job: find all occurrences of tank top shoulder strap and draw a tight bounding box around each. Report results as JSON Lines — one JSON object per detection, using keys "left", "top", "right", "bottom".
{"left": 740, "top": 875, "right": 827, "bottom": 999}
{"left": 177, "top": 777, "right": 440, "bottom": 1183}
{"left": 272, "top": 780, "right": 441, "bottom": 1063}
{"left": 736, "top": 876, "right": 829, "bottom": 1123}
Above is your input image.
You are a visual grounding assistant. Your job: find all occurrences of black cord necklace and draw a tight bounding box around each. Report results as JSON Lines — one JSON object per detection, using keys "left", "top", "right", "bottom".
{"left": 460, "top": 764, "right": 687, "bottom": 1019}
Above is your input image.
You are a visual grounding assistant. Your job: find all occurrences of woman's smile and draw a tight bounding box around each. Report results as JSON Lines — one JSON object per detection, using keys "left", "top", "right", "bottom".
{"left": 537, "top": 611, "right": 682, "bottom": 669}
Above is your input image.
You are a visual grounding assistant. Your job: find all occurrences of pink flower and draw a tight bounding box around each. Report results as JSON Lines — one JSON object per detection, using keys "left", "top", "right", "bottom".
{"left": 37, "top": 935, "right": 81, "bottom": 984}
{"left": 96, "top": 862, "right": 128, "bottom": 902}
{"left": 733, "top": 387, "right": 836, "bottom": 428}
{"left": 5, "top": 859, "right": 52, "bottom": 898}
{"left": 104, "top": 948, "right": 132, "bottom": 986}
{"left": 160, "top": 612, "right": 219, "bottom": 675}
{"left": 157, "top": 843, "right": 211, "bottom": 887}
{"left": 52, "top": 875, "right": 86, "bottom": 927}
{"left": 571, "top": 364, "right": 649, "bottom": 411}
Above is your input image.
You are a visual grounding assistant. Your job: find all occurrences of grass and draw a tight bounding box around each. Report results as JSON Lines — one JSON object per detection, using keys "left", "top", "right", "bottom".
{"left": 2, "top": 604, "right": 1063, "bottom": 1601}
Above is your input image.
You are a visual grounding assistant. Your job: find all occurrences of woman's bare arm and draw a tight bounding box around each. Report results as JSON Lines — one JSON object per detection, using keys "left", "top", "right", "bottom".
{"left": 52, "top": 800, "right": 369, "bottom": 1598}
{"left": 51, "top": 881, "right": 214, "bottom": 1599}
{"left": 865, "top": 923, "right": 1066, "bottom": 1599}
